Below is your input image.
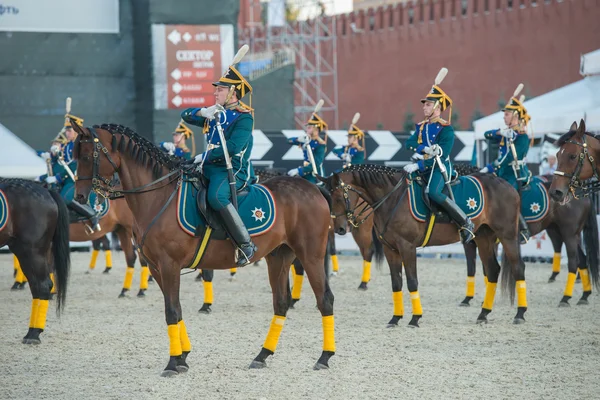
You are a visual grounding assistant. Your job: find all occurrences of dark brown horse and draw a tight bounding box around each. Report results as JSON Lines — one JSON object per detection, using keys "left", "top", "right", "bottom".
{"left": 321, "top": 164, "right": 527, "bottom": 326}
{"left": 0, "top": 178, "right": 70, "bottom": 344}
{"left": 72, "top": 123, "right": 335, "bottom": 376}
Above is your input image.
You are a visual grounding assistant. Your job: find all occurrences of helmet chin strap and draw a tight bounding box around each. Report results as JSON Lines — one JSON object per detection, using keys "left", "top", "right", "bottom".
{"left": 426, "top": 101, "right": 441, "bottom": 120}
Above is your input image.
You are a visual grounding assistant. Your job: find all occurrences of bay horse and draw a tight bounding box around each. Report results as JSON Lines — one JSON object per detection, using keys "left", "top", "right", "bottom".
{"left": 71, "top": 122, "right": 335, "bottom": 376}
{"left": 320, "top": 164, "right": 526, "bottom": 326}
{"left": 0, "top": 178, "right": 70, "bottom": 344}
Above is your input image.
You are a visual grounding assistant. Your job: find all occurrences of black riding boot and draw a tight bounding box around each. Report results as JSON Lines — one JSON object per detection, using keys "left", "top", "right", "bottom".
{"left": 439, "top": 197, "right": 476, "bottom": 244}
{"left": 219, "top": 203, "right": 257, "bottom": 267}
{"left": 68, "top": 201, "right": 100, "bottom": 232}
{"left": 519, "top": 214, "right": 530, "bottom": 245}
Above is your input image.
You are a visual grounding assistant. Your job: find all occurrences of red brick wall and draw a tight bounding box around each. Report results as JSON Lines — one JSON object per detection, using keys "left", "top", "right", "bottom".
{"left": 331, "top": 0, "right": 600, "bottom": 130}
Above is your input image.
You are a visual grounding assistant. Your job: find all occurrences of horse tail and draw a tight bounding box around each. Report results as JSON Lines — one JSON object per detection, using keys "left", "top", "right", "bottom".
{"left": 48, "top": 190, "right": 71, "bottom": 314}
{"left": 317, "top": 185, "right": 332, "bottom": 211}
{"left": 371, "top": 228, "right": 385, "bottom": 271}
{"left": 583, "top": 195, "right": 600, "bottom": 289}
{"left": 500, "top": 244, "right": 520, "bottom": 305}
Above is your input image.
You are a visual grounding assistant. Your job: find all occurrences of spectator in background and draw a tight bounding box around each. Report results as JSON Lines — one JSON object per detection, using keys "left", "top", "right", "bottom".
{"left": 540, "top": 154, "right": 557, "bottom": 176}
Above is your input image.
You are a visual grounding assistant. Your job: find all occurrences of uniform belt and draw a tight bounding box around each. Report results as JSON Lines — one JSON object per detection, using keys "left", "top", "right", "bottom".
{"left": 508, "top": 160, "right": 525, "bottom": 167}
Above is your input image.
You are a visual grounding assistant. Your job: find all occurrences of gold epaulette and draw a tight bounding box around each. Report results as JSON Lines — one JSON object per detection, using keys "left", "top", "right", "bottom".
{"left": 429, "top": 117, "right": 449, "bottom": 126}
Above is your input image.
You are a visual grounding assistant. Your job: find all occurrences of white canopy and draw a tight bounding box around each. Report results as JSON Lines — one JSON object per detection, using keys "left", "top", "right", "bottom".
{"left": 474, "top": 49, "right": 600, "bottom": 137}
{"left": 0, "top": 122, "right": 47, "bottom": 178}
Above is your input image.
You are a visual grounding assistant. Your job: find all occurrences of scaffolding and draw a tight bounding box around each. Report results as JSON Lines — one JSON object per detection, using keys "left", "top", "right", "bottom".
{"left": 240, "top": 0, "right": 339, "bottom": 128}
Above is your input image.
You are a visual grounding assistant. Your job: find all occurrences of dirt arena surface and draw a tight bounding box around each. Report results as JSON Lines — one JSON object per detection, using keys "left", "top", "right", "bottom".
{"left": 1, "top": 251, "right": 599, "bottom": 399}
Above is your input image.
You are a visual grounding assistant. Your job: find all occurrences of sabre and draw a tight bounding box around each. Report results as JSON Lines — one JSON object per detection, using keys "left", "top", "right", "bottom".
{"left": 433, "top": 150, "right": 455, "bottom": 201}
{"left": 304, "top": 99, "right": 324, "bottom": 176}
{"left": 57, "top": 156, "right": 77, "bottom": 182}
{"left": 213, "top": 44, "right": 249, "bottom": 211}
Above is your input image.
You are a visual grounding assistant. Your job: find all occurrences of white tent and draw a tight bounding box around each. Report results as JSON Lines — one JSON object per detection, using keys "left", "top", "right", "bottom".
{"left": 0, "top": 122, "right": 47, "bottom": 178}
{"left": 474, "top": 49, "right": 600, "bottom": 137}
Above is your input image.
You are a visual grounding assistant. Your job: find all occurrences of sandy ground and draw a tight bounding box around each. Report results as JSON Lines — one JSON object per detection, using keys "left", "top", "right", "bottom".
{"left": 1, "top": 251, "right": 599, "bottom": 400}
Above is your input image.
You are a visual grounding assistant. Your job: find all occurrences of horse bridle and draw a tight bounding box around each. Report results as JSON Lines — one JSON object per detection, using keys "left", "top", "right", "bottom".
{"left": 554, "top": 134, "right": 600, "bottom": 199}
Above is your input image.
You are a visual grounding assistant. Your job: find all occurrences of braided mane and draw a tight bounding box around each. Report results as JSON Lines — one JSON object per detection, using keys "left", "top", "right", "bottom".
{"left": 340, "top": 163, "right": 404, "bottom": 187}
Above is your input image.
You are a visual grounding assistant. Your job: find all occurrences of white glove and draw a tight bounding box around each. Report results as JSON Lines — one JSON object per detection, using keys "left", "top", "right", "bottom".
{"left": 40, "top": 152, "right": 51, "bottom": 161}
{"left": 45, "top": 176, "right": 57, "bottom": 184}
{"left": 193, "top": 152, "right": 208, "bottom": 164}
{"left": 479, "top": 166, "right": 490, "bottom": 173}
{"left": 200, "top": 105, "right": 219, "bottom": 120}
{"left": 411, "top": 153, "right": 424, "bottom": 161}
{"left": 498, "top": 128, "right": 514, "bottom": 139}
{"left": 403, "top": 163, "right": 419, "bottom": 174}
{"left": 287, "top": 168, "right": 300, "bottom": 177}
{"left": 50, "top": 145, "right": 61, "bottom": 155}
{"left": 162, "top": 142, "right": 176, "bottom": 154}
{"left": 343, "top": 153, "right": 352, "bottom": 163}
{"left": 298, "top": 135, "right": 310, "bottom": 145}
{"left": 423, "top": 144, "right": 441, "bottom": 156}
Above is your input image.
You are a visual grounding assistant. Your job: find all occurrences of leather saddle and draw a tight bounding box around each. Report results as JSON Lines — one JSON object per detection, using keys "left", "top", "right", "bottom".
{"left": 412, "top": 171, "right": 460, "bottom": 224}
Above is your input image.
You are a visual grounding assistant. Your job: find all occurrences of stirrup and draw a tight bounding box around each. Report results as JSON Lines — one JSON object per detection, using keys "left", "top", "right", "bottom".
{"left": 519, "top": 230, "right": 530, "bottom": 245}
{"left": 234, "top": 244, "right": 256, "bottom": 267}
{"left": 459, "top": 226, "right": 476, "bottom": 244}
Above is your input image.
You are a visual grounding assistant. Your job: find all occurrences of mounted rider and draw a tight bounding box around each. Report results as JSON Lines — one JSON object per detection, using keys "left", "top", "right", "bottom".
{"left": 404, "top": 68, "right": 476, "bottom": 244}
{"left": 332, "top": 112, "right": 365, "bottom": 168}
{"left": 480, "top": 83, "right": 531, "bottom": 244}
{"left": 160, "top": 120, "right": 193, "bottom": 160}
{"left": 38, "top": 103, "right": 100, "bottom": 232}
{"left": 287, "top": 102, "right": 327, "bottom": 183}
{"left": 181, "top": 45, "right": 257, "bottom": 267}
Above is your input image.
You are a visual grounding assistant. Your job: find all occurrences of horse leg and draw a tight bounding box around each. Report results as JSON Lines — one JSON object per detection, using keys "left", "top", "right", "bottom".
{"left": 102, "top": 235, "right": 113, "bottom": 274}
{"left": 250, "top": 246, "right": 295, "bottom": 369}
{"left": 558, "top": 236, "right": 580, "bottom": 307}
{"left": 86, "top": 239, "right": 102, "bottom": 274}
{"left": 12, "top": 255, "right": 28, "bottom": 290}
{"left": 19, "top": 250, "right": 52, "bottom": 345}
{"left": 500, "top": 237, "right": 527, "bottom": 324}
{"left": 198, "top": 269, "right": 214, "bottom": 314}
{"left": 546, "top": 226, "right": 563, "bottom": 283}
{"left": 155, "top": 262, "right": 189, "bottom": 377}
{"left": 290, "top": 259, "right": 304, "bottom": 308}
{"left": 475, "top": 235, "right": 501, "bottom": 324}
{"left": 460, "top": 241, "right": 477, "bottom": 306}
{"left": 117, "top": 229, "right": 136, "bottom": 298}
{"left": 195, "top": 269, "right": 203, "bottom": 282}
{"left": 229, "top": 268, "right": 237, "bottom": 281}
{"left": 329, "top": 228, "right": 340, "bottom": 276}
{"left": 383, "top": 247, "right": 404, "bottom": 327}
{"left": 355, "top": 226, "right": 372, "bottom": 290}
{"left": 398, "top": 242, "right": 421, "bottom": 328}
{"left": 576, "top": 245, "right": 592, "bottom": 305}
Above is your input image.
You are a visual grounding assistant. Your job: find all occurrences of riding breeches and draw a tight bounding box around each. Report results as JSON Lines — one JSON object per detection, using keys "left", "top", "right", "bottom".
{"left": 426, "top": 169, "right": 448, "bottom": 205}
{"left": 206, "top": 171, "right": 246, "bottom": 211}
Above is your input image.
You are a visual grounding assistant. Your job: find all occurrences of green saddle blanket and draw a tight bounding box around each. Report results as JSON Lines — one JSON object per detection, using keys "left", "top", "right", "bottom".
{"left": 62, "top": 181, "right": 111, "bottom": 218}
{"left": 177, "top": 176, "right": 276, "bottom": 237}
{"left": 408, "top": 176, "right": 486, "bottom": 222}
{"left": 520, "top": 176, "right": 550, "bottom": 222}
{"left": 0, "top": 189, "right": 8, "bottom": 231}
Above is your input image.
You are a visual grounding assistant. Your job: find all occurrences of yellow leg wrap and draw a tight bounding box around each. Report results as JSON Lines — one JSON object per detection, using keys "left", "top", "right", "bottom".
{"left": 15, "top": 261, "right": 27, "bottom": 284}
{"left": 552, "top": 253, "right": 561, "bottom": 273}
{"left": 178, "top": 320, "right": 192, "bottom": 352}
{"left": 104, "top": 250, "right": 113, "bottom": 268}
{"left": 89, "top": 249, "right": 99, "bottom": 270}
{"left": 263, "top": 315, "right": 286, "bottom": 352}
{"left": 563, "top": 273, "right": 576, "bottom": 297}
{"left": 331, "top": 255, "right": 339, "bottom": 272}
{"left": 516, "top": 280, "right": 527, "bottom": 308}
{"left": 392, "top": 291, "right": 404, "bottom": 316}
{"left": 361, "top": 260, "right": 371, "bottom": 283}
{"left": 579, "top": 268, "right": 592, "bottom": 292}
{"left": 466, "top": 276, "right": 475, "bottom": 297}
{"left": 230, "top": 268, "right": 237, "bottom": 274}
{"left": 49, "top": 273, "right": 57, "bottom": 294}
{"left": 483, "top": 275, "right": 488, "bottom": 286}
{"left": 203, "top": 281, "right": 214, "bottom": 304}
{"left": 29, "top": 299, "right": 40, "bottom": 328}
{"left": 140, "top": 266, "right": 149, "bottom": 290}
{"left": 409, "top": 291, "right": 423, "bottom": 315}
{"left": 322, "top": 315, "right": 336, "bottom": 352}
{"left": 482, "top": 282, "right": 497, "bottom": 310}
{"left": 123, "top": 267, "right": 134, "bottom": 290}
{"left": 14, "top": 255, "right": 19, "bottom": 270}
{"left": 291, "top": 273, "right": 304, "bottom": 300}
{"left": 167, "top": 324, "right": 182, "bottom": 356}
{"left": 35, "top": 300, "right": 49, "bottom": 330}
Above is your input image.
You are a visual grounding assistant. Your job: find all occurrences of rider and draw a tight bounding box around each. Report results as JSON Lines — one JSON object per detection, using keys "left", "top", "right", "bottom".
{"left": 404, "top": 68, "right": 476, "bottom": 244}
{"left": 39, "top": 112, "right": 100, "bottom": 231}
{"left": 160, "top": 121, "right": 193, "bottom": 160}
{"left": 480, "top": 86, "right": 531, "bottom": 244}
{"left": 287, "top": 110, "right": 327, "bottom": 183}
{"left": 332, "top": 117, "right": 365, "bottom": 168}
{"left": 180, "top": 58, "right": 257, "bottom": 267}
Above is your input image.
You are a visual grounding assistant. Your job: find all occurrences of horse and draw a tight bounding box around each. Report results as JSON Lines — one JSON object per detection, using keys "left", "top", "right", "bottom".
{"left": 0, "top": 178, "right": 70, "bottom": 344}
{"left": 453, "top": 164, "right": 600, "bottom": 307}
{"left": 320, "top": 164, "right": 527, "bottom": 326}
{"left": 71, "top": 122, "right": 335, "bottom": 376}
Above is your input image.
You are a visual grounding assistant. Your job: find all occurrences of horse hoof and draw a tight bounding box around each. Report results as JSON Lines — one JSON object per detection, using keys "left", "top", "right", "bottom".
{"left": 357, "top": 282, "right": 368, "bottom": 291}
{"left": 459, "top": 301, "right": 470, "bottom": 307}
{"left": 22, "top": 338, "right": 41, "bottom": 345}
{"left": 118, "top": 290, "right": 128, "bottom": 298}
{"left": 329, "top": 271, "right": 337, "bottom": 277}
{"left": 85, "top": 270, "right": 91, "bottom": 275}
{"left": 102, "top": 268, "right": 111, "bottom": 274}
{"left": 249, "top": 360, "right": 267, "bottom": 369}
{"left": 558, "top": 301, "right": 570, "bottom": 308}
{"left": 10, "top": 283, "right": 20, "bottom": 291}
{"left": 386, "top": 323, "right": 398, "bottom": 328}
{"left": 407, "top": 322, "right": 419, "bottom": 328}
{"left": 476, "top": 318, "right": 488, "bottom": 325}
{"left": 290, "top": 299, "right": 299, "bottom": 309}
{"left": 49, "top": 294, "right": 55, "bottom": 301}
{"left": 175, "top": 365, "right": 189, "bottom": 373}
{"left": 513, "top": 318, "right": 526, "bottom": 325}
{"left": 577, "top": 299, "right": 589, "bottom": 305}
{"left": 229, "top": 276, "right": 236, "bottom": 282}
{"left": 160, "top": 369, "right": 179, "bottom": 377}
{"left": 198, "top": 304, "right": 212, "bottom": 314}
{"left": 547, "top": 278, "right": 555, "bottom": 283}
{"left": 137, "top": 290, "right": 146, "bottom": 297}
{"left": 313, "top": 362, "right": 329, "bottom": 370}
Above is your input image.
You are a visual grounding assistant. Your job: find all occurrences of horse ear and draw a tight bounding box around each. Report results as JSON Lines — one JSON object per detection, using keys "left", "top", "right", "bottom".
{"left": 579, "top": 118, "right": 586, "bottom": 133}
{"left": 70, "top": 118, "right": 88, "bottom": 137}
{"left": 570, "top": 121, "right": 578, "bottom": 132}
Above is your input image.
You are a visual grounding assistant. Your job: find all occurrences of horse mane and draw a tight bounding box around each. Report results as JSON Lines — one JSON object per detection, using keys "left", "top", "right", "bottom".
{"left": 341, "top": 164, "right": 404, "bottom": 187}
{"left": 454, "top": 162, "right": 480, "bottom": 176}
{"left": 556, "top": 130, "right": 578, "bottom": 147}
{"left": 94, "top": 124, "right": 183, "bottom": 180}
